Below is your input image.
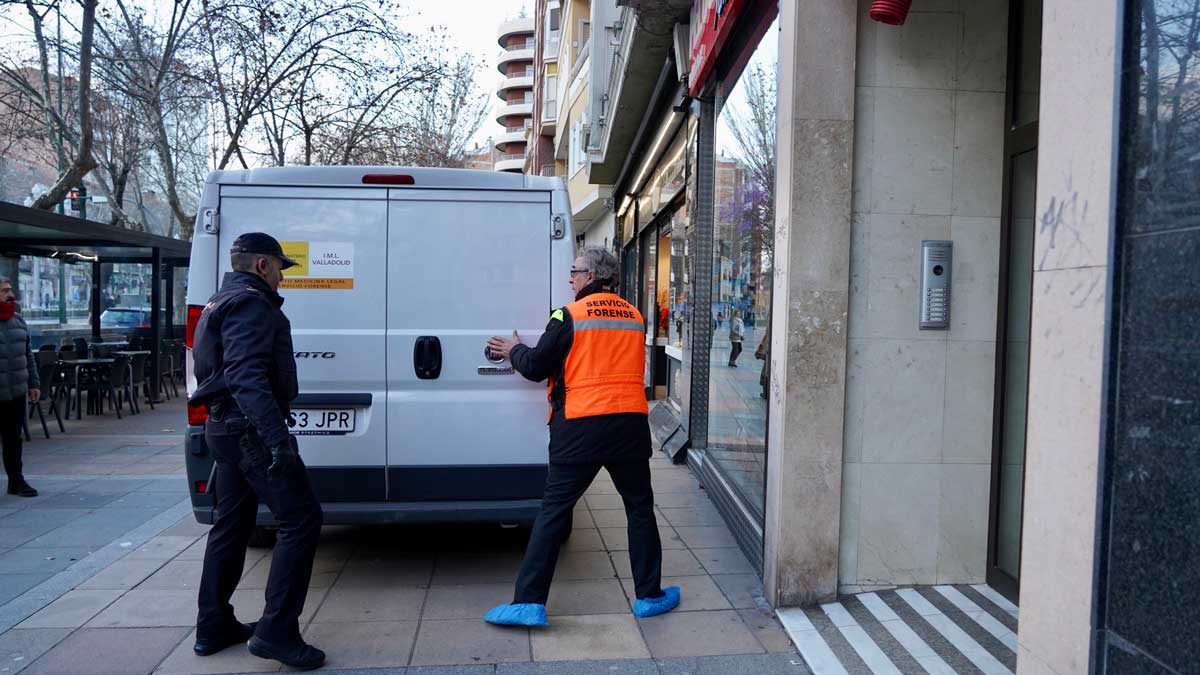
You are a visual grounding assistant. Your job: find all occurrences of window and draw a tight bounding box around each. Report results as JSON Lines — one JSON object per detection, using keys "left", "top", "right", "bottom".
{"left": 569, "top": 118, "right": 588, "bottom": 175}
{"left": 548, "top": 5, "right": 561, "bottom": 31}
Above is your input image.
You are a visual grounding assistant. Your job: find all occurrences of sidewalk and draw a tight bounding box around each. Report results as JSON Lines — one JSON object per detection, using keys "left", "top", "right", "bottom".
{"left": 0, "top": 402, "right": 807, "bottom": 674}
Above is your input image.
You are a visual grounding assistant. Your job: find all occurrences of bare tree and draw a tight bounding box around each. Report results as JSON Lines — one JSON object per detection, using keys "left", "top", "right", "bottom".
{"left": 721, "top": 61, "right": 777, "bottom": 265}
{"left": 0, "top": 0, "right": 100, "bottom": 211}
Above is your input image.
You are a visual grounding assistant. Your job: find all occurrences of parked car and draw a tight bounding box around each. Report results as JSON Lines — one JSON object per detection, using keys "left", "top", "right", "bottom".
{"left": 100, "top": 307, "right": 151, "bottom": 328}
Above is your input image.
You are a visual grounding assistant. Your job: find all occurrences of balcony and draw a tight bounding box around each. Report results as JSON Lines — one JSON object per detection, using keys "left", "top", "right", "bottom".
{"left": 495, "top": 153, "right": 527, "bottom": 173}
{"left": 497, "top": 43, "right": 535, "bottom": 72}
{"left": 494, "top": 128, "right": 530, "bottom": 150}
{"left": 497, "top": 17, "right": 535, "bottom": 47}
{"left": 494, "top": 101, "right": 533, "bottom": 125}
{"left": 496, "top": 75, "right": 534, "bottom": 99}
{"left": 539, "top": 98, "right": 558, "bottom": 136}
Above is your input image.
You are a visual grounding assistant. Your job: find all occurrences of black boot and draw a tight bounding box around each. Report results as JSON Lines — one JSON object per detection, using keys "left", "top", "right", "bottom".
{"left": 194, "top": 620, "right": 256, "bottom": 656}
{"left": 247, "top": 636, "right": 326, "bottom": 670}
{"left": 6, "top": 479, "right": 36, "bottom": 497}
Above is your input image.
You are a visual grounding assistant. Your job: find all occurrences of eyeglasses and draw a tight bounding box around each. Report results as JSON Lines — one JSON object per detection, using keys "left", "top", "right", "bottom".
{"left": 569, "top": 268, "right": 590, "bottom": 276}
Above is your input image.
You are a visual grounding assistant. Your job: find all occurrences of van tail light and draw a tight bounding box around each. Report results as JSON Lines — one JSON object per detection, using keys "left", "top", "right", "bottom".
{"left": 185, "top": 304, "right": 203, "bottom": 349}
{"left": 361, "top": 174, "right": 415, "bottom": 185}
{"left": 195, "top": 480, "right": 209, "bottom": 494}
{"left": 188, "top": 402, "right": 208, "bottom": 426}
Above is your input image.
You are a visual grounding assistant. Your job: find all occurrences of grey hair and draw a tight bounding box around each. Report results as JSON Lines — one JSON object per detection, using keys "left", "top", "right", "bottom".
{"left": 577, "top": 247, "right": 619, "bottom": 286}
{"left": 0, "top": 277, "right": 10, "bottom": 287}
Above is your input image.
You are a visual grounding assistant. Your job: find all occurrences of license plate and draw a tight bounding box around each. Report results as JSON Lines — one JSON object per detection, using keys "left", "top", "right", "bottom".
{"left": 287, "top": 408, "right": 355, "bottom": 435}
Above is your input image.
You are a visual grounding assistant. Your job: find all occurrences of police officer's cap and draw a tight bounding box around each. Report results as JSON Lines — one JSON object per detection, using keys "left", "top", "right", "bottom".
{"left": 230, "top": 232, "right": 298, "bottom": 269}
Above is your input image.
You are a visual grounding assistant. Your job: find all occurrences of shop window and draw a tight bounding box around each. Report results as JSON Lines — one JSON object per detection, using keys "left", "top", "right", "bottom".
{"left": 706, "top": 17, "right": 779, "bottom": 524}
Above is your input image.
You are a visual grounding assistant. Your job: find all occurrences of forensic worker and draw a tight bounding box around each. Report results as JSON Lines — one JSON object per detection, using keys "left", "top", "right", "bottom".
{"left": 483, "top": 246, "right": 680, "bottom": 627}
{"left": 190, "top": 233, "right": 325, "bottom": 670}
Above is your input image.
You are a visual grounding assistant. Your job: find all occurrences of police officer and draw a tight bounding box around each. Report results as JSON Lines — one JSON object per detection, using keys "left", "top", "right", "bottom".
{"left": 483, "top": 247, "right": 681, "bottom": 627}
{"left": 190, "top": 233, "right": 324, "bottom": 670}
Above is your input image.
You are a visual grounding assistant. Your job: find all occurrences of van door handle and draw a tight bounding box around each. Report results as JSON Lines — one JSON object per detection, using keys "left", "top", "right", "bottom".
{"left": 414, "top": 336, "right": 442, "bottom": 380}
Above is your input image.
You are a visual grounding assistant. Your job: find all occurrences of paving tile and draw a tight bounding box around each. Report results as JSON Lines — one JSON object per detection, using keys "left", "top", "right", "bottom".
{"left": 157, "top": 517, "right": 210, "bottom": 539}
{"left": 79, "top": 558, "right": 165, "bottom": 590}
{"left": 432, "top": 555, "right": 524, "bottom": 585}
{"left": 583, "top": 481, "right": 618, "bottom": 496}
{"left": 0, "top": 509, "right": 90, "bottom": 531}
{"left": 554, "top": 551, "right": 617, "bottom": 581}
{"left": 312, "top": 582, "right": 426, "bottom": 622}
{"left": 636, "top": 609, "right": 763, "bottom": 658}
{"left": 33, "top": 492, "right": 124, "bottom": 510}
{"left": 19, "top": 626, "right": 189, "bottom": 675}
{"left": 590, "top": 510, "right": 628, "bottom": 528}
{"left": 530, "top": 614, "right": 649, "bottom": 661}
{"left": 228, "top": 587, "right": 328, "bottom": 627}
{"left": 650, "top": 478, "right": 702, "bottom": 494}
{"left": 336, "top": 554, "right": 431, "bottom": 587}
{"left": 28, "top": 523, "right": 129, "bottom": 548}
{"left": 736, "top": 608, "right": 795, "bottom": 653}
{"left": 612, "top": 549, "right": 704, "bottom": 578}
{"left": 0, "top": 525, "right": 54, "bottom": 549}
{"left": 653, "top": 492, "right": 713, "bottom": 509}
{"left": 303, "top": 620, "right": 418, "bottom": 669}
{"left": 710, "top": 574, "right": 765, "bottom": 609}
{"left": 0, "top": 573, "right": 51, "bottom": 605}
{"left": 19, "top": 589, "right": 123, "bottom": 628}
{"left": 497, "top": 658, "right": 658, "bottom": 674}
{"left": 658, "top": 506, "right": 726, "bottom": 528}
{"left": 619, "top": 576, "right": 731, "bottom": 611}
{"left": 109, "top": 492, "right": 187, "bottom": 509}
{"left": 145, "top": 628, "right": 280, "bottom": 674}
{"left": 136, "top": 559, "right": 206, "bottom": 590}
{"left": 238, "top": 555, "right": 340, "bottom": 589}
{"left": 422, "top": 583, "right": 513, "bottom": 620}
{"left": 598, "top": 527, "right": 685, "bottom": 551}
{"left": 691, "top": 548, "right": 756, "bottom": 576}
{"left": 87, "top": 589, "right": 195, "bottom": 627}
{"left": 583, "top": 495, "right": 625, "bottom": 510}
{"left": 0, "top": 547, "right": 92, "bottom": 574}
{"left": 673, "top": 527, "right": 738, "bottom": 550}
{"left": 546, "top": 579, "right": 630, "bottom": 615}
{"left": 409, "top": 667, "right": 497, "bottom": 675}
{"left": 126, "top": 535, "right": 199, "bottom": 560}
{"left": 562, "top": 528, "right": 605, "bottom": 552}
{"left": 570, "top": 510, "right": 595, "bottom": 530}
{"left": 0, "top": 628, "right": 71, "bottom": 674}
{"left": 410, "top": 619, "right": 530, "bottom": 666}
{"left": 655, "top": 653, "right": 810, "bottom": 674}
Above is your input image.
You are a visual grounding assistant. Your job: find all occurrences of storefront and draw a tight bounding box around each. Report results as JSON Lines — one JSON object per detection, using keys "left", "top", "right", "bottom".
{"left": 615, "top": 0, "right": 779, "bottom": 572}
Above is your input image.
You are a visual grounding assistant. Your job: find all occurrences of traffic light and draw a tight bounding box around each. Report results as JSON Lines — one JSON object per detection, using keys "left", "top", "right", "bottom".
{"left": 67, "top": 185, "right": 87, "bottom": 215}
{"left": 68, "top": 188, "right": 80, "bottom": 212}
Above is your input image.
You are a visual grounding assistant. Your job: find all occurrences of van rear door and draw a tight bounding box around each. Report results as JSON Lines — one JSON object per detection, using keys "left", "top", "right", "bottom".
{"left": 386, "top": 188, "right": 551, "bottom": 502}
{"left": 218, "top": 186, "right": 388, "bottom": 501}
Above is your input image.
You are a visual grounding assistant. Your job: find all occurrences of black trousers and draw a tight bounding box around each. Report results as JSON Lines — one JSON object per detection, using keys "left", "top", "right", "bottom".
{"left": 514, "top": 460, "right": 663, "bottom": 604}
{"left": 729, "top": 341, "right": 743, "bottom": 365}
{"left": 0, "top": 398, "right": 25, "bottom": 483}
{"left": 197, "top": 416, "right": 322, "bottom": 644}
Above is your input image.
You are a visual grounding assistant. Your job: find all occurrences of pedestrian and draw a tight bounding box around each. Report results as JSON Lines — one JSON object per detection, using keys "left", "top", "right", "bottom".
{"left": 483, "top": 247, "right": 681, "bottom": 627}
{"left": 190, "top": 233, "right": 325, "bottom": 670}
{"left": 0, "top": 278, "right": 40, "bottom": 498}
{"left": 728, "top": 311, "right": 745, "bottom": 367}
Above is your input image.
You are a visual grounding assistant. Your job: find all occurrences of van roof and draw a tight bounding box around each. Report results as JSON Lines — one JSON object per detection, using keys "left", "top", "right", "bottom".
{"left": 206, "top": 166, "right": 563, "bottom": 191}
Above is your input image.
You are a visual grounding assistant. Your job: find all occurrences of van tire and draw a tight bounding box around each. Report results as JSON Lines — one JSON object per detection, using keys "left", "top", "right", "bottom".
{"left": 248, "top": 526, "right": 277, "bottom": 548}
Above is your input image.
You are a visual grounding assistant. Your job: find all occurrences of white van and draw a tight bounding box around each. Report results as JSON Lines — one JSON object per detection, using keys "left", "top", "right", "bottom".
{"left": 184, "top": 167, "right": 575, "bottom": 532}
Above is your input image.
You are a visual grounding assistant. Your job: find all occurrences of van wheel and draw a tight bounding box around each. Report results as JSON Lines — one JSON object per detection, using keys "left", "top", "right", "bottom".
{"left": 248, "top": 526, "right": 277, "bottom": 548}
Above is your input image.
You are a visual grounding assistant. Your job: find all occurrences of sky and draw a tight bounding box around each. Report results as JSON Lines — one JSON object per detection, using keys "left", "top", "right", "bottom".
{"left": 398, "top": 0, "right": 531, "bottom": 151}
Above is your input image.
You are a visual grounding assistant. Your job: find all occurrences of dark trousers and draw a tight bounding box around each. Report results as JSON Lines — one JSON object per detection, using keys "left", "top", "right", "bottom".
{"left": 515, "top": 460, "right": 663, "bottom": 604}
{"left": 729, "top": 341, "right": 743, "bottom": 365}
{"left": 197, "top": 417, "right": 323, "bottom": 644}
{"left": 0, "top": 398, "right": 25, "bottom": 483}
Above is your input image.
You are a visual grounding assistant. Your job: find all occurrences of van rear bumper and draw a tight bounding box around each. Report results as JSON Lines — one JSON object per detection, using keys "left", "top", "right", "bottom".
{"left": 191, "top": 499, "right": 542, "bottom": 526}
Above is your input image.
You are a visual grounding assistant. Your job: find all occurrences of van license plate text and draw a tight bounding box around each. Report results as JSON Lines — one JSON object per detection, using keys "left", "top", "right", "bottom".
{"left": 287, "top": 409, "right": 355, "bottom": 435}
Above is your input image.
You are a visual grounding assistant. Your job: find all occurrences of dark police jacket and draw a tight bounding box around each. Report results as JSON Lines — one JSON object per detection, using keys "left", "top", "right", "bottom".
{"left": 191, "top": 272, "right": 298, "bottom": 449}
{"left": 510, "top": 285, "right": 652, "bottom": 464}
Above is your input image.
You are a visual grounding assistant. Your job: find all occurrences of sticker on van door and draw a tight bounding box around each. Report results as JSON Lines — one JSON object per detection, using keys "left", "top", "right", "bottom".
{"left": 279, "top": 241, "right": 354, "bottom": 290}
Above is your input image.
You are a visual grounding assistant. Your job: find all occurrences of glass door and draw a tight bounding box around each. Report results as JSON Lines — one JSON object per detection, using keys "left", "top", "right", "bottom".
{"left": 988, "top": 0, "right": 1041, "bottom": 600}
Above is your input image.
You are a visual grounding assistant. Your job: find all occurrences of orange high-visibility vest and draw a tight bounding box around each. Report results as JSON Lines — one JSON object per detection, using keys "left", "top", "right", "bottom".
{"left": 549, "top": 293, "right": 649, "bottom": 420}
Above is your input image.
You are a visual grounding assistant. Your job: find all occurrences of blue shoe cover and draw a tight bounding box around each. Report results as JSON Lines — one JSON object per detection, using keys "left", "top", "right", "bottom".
{"left": 484, "top": 603, "right": 548, "bottom": 627}
{"left": 633, "top": 586, "right": 681, "bottom": 618}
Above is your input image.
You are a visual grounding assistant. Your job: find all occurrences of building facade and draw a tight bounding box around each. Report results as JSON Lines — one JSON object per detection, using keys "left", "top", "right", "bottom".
{"left": 562, "top": 0, "right": 1198, "bottom": 672}
{"left": 495, "top": 17, "right": 536, "bottom": 173}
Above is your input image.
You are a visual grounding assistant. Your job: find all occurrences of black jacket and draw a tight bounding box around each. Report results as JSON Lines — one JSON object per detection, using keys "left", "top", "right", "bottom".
{"left": 191, "top": 272, "right": 298, "bottom": 448}
{"left": 510, "top": 286, "right": 651, "bottom": 464}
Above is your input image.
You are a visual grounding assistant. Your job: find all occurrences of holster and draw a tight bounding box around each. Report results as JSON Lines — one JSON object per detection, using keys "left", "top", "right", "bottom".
{"left": 224, "top": 417, "right": 270, "bottom": 472}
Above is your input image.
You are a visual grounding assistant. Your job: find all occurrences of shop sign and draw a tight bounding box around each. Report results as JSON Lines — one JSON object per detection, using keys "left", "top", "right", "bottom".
{"left": 688, "top": 0, "right": 749, "bottom": 97}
